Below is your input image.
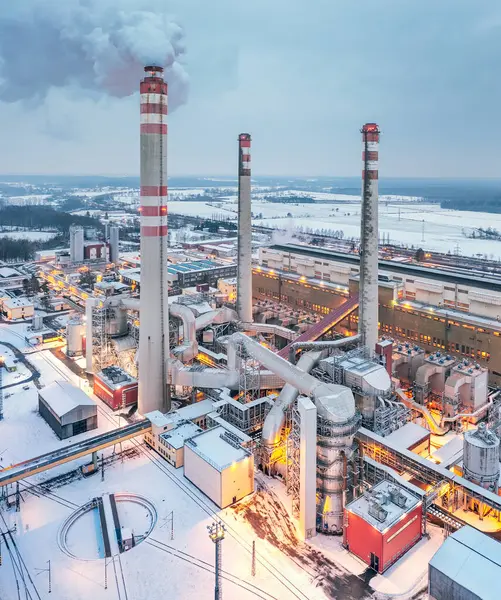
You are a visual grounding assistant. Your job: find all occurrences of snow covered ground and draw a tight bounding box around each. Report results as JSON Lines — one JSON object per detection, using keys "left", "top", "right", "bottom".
{"left": 0, "top": 230, "right": 56, "bottom": 241}
{"left": 167, "top": 195, "right": 501, "bottom": 258}
{"left": 0, "top": 321, "right": 442, "bottom": 600}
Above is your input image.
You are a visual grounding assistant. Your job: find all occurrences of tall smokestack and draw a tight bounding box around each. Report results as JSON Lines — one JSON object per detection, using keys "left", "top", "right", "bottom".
{"left": 138, "top": 66, "right": 169, "bottom": 415}
{"left": 236, "top": 133, "right": 253, "bottom": 323}
{"left": 359, "top": 123, "right": 380, "bottom": 353}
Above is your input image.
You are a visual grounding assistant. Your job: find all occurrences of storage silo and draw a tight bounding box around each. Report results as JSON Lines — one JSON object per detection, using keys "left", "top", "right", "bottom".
{"left": 109, "top": 226, "right": 120, "bottom": 264}
{"left": 463, "top": 423, "right": 500, "bottom": 492}
{"left": 70, "top": 226, "right": 84, "bottom": 263}
{"left": 66, "top": 318, "right": 84, "bottom": 356}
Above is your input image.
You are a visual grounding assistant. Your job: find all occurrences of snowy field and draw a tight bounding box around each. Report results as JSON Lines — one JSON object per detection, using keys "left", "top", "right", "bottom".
{"left": 167, "top": 196, "right": 501, "bottom": 258}
{"left": 0, "top": 230, "right": 56, "bottom": 241}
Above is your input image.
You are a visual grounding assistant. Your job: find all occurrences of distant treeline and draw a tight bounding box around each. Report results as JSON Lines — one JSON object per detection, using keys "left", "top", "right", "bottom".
{"left": 441, "top": 196, "right": 501, "bottom": 214}
{"left": 0, "top": 234, "right": 67, "bottom": 262}
{"left": 0, "top": 206, "right": 103, "bottom": 261}
{"left": 0, "top": 205, "right": 102, "bottom": 232}
{"left": 263, "top": 195, "right": 315, "bottom": 204}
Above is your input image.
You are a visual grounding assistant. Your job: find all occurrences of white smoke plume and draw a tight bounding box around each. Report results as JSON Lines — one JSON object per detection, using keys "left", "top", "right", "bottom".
{"left": 0, "top": 0, "right": 189, "bottom": 108}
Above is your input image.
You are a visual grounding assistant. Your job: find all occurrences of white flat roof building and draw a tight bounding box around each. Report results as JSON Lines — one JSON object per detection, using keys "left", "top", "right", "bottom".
{"left": 184, "top": 425, "right": 254, "bottom": 508}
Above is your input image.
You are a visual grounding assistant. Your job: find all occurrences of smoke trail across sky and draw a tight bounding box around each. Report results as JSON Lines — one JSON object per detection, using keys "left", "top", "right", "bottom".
{"left": 0, "top": 0, "right": 189, "bottom": 108}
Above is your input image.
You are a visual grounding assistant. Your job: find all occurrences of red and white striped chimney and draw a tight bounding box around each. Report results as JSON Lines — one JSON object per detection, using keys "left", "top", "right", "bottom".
{"left": 359, "top": 123, "right": 380, "bottom": 353}
{"left": 138, "top": 65, "right": 170, "bottom": 414}
{"left": 236, "top": 133, "right": 253, "bottom": 323}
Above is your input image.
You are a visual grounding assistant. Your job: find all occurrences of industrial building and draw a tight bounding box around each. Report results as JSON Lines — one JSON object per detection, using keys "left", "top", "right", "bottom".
{"left": 343, "top": 481, "right": 423, "bottom": 573}
{"left": 93, "top": 366, "right": 138, "bottom": 410}
{"left": 38, "top": 381, "right": 97, "bottom": 439}
{"left": 0, "top": 266, "right": 26, "bottom": 290}
{"left": 157, "top": 421, "right": 203, "bottom": 468}
{"left": 254, "top": 243, "right": 501, "bottom": 385}
{"left": 0, "top": 296, "right": 34, "bottom": 320}
{"left": 428, "top": 526, "right": 501, "bottom": 600}
{"left": 184, "top": 426, "right": 254, "bottom": 509}
{"left": 120, "top": 260, "right": 236, "bottom": 292}
{"left": 25, "top": 82, "right": 501, "bottom": 594}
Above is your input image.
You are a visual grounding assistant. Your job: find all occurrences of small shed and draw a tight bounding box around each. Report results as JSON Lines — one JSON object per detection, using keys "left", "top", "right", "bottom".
{"left": 38, "top": 380, "right": 97, "bottom": 439}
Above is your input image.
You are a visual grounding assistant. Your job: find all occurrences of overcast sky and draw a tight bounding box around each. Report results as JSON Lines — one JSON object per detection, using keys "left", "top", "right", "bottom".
{"left": 0, "top": 0, "right": 500, "bottom": 178}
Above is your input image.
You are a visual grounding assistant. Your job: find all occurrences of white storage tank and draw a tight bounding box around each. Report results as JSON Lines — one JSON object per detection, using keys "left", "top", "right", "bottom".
{"left": 66, "top": 318, "right": 84, "bottom": 356}
{"left": 463, "top": 423, "right": 500, "bottom": 491}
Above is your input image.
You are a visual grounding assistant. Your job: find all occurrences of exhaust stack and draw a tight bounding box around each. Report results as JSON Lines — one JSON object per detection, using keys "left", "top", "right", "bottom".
{"left": 138, "top": 65, "right": 170, "bottom": 414}
{"left": 359, "top": 123, "right": 380, "bottom": 353}
{"left": 236, "top": 133, "right": 253, "bottom": 323}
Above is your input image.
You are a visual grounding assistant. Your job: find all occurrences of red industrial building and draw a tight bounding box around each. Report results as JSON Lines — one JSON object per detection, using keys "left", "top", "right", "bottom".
{"left": 93, "top": 366, "right": 138, "bottom": 410}
{"left": 343, "top": 481, "right": 422, "bottom": 573}
{"left": 84, "top": 242, "right": 108, "bottom": 261}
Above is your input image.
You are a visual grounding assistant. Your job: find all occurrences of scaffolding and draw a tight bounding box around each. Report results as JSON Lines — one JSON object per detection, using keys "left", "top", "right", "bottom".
{"left": 235, "top": 340, "right": 261, "bottom": 402}
{"left": 373, "top": 397, "right": 411, "bottom": 437}
{"left": 91, "top": 301, "right": 113, "bottom": 373}
{"left": 286, "top": 403, "right": 301, "bottom": 518}
{"left": 215, "top": 396, "right": 273, "bottom": 435}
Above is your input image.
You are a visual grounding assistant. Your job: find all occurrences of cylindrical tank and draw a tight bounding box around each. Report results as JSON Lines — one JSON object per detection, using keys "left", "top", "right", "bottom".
{"left": 105, "top": 306, "right": 128, "bottom": 337}
{"left": 66, "top": 318, "right": 84, "bottom": 356}
{"left": 463, "top": 423, "right": 500, "bottom": 491}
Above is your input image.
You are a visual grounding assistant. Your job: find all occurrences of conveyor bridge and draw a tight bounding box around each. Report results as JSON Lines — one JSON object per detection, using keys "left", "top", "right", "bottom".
{"left": 0, "top": 420, "right": 151, "bottom": 487}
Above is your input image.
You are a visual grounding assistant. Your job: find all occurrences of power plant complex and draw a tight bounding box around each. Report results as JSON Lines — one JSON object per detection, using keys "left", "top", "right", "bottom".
{"left": 2, "top": 65, "right": 501, "bottom": 600}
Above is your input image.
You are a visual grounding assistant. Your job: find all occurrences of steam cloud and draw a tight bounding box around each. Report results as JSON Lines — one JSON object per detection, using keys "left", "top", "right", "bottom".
{"left": 0, "top": 1, "right": 189, "bottom": 108}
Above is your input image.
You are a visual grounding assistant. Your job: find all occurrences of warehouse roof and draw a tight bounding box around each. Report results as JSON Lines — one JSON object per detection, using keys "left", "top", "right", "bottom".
{"left": 429, "top": 526, "right": 501, "bottom": 600}
{"left": 270, "top": 243, "right": 501, "bottom": 293}
{"left": 160, "top": 421, "right": 203, "bottom": 450}
{"left": 185, "top": 425, "right": 251, "bottom": 472}
{"left": 39, "top": 380, "right": 95, "bottom": 418}
{"left": 385, "top": 423, "right": 430, "bottom": 451}
{"left": 0, "top": 267, "right": 22, "bottom": 279}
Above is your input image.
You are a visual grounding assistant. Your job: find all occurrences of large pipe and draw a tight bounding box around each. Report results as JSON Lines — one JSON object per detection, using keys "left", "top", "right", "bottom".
{"left": 236, "top": 133, "right": 253, "bottom": 323}
{"left": 359, "top": 123, "right": 380, "bottom": 353}
{"left": 262, "top": 351, "right": 322, "bottom": 448}
{"left": 288, "top": 334, "right": 361, "bottom": 364}
{"left": 228, "top": 332, "right": 358, "bottom": 533}
{"left": 169, "top": 303, "right": 198, "bottom": 362}
{"left": 138, "top": 65, "right": 170, "bottom": 415}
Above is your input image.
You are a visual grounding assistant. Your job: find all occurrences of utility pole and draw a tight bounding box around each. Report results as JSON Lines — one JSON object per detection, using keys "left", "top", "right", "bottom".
{"left": 101, "top": 454, "right": 105, "bottom": 482}
{"left": 208, "top": 521, "right": 226, "bottom": 600}
{"left": 421, "top": 219, "right": 425, "bottom": 243}
{"left": 35, "top": 560, "right": 51, "bottom": 593}
{"left": 251, "top": 540, "right": 256, "bottom": 577}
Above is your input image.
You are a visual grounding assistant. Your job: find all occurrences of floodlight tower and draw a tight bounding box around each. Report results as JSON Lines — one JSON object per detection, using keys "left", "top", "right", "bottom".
{"left": 208, "top": 521, "right": 226, "bottom": 599}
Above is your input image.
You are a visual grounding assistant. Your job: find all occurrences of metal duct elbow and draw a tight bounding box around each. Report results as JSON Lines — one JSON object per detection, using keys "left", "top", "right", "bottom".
{"left": 262, "top": 351, "right": 322, "bottom": 447}
{"left": 170, "top": 302, "right": 198, "bottom": 362}
{"left": 229, "top": 333, "right": 356, "bottom": 423}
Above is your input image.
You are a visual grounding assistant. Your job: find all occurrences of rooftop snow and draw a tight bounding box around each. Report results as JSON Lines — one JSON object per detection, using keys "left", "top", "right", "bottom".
{"left": 38, "top": 380, "right": 96, "bottom": 418}
{"left": 385, "top": 423, "right": 430, "bottom": 450}
{"left": 346, "top": 480, "right": 421, "bottom": 532}
{"left": 185, "top": 425, "right": 250, "bottom": 471}
{"left": 0, "top": 266, "right": 22, "bottom": 278}
{"left": 160, "top": 421, "right": 203, "bottom": 450}
{"left": 429, "top": 525, "right": 501, "bottom": 600}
